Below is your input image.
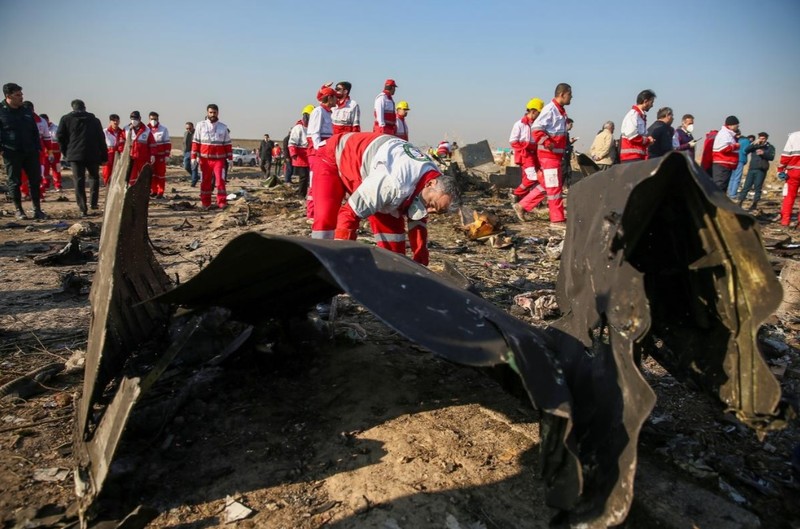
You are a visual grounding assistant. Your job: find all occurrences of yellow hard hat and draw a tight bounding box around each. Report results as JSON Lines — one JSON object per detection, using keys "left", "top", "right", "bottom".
{"left": 526, "top": 98, "right": 544, "bottom": 112}
{"left": 396, "top": 101, "right": 410, "bottom": 110}
{"left": 302, "top": 104, "right": 315, "bottom": 115}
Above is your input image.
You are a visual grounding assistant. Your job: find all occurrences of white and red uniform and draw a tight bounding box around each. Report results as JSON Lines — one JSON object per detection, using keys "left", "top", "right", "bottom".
{"left": 778, "top": 131, "right": 800, "bottom": 226}
{"left": 103, "top": 126, "right": 126, "bottom": 185}
{"left": 332, "top": 97, "right": 361, "bottom": 134}
{"left": 288, "top": 120, "right": 309, "bottom": 168}
{"left": 396, "top": 116, "right": 409, "bottom": 141}
{"left": 44, "top": 121, "right": 62, "bottom": 191}
{"left": 373, "top": 91, "right": 396, "bottom": 135}
{"left": 126, "top": 124, "right": 156, "bottom": 186}
{"left": 306, "top": 104, "right": 334, "bottom": 219}
{"left": 20, "top": 113, "right": 51, "bottom": 197}
{"left": 147, "top": 122, "right": 171, "bottom": 196}
{"left": 436, "top": 141, "right": 451, "bottom": 158}
{"left": 530, "top": 99, "right": 568, "bottom": 223}
{"left": 509, "top": 116, "right": 542, "bottom": 203}
{"left": 311, "top": 132, "right": 440, "bottom": 266}
{"left": 620, "top": 106, "right": 650, "bottom": 162}
{"left": 191, "top": 118, "right": 232, "bottom": 208}
{"left": 711, "top": 126, "right": 740, "bottom": 169}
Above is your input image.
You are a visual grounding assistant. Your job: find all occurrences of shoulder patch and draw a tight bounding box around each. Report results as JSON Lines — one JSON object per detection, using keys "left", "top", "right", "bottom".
{"left": 402, "top": 143, "right": 430, "bottom": 162}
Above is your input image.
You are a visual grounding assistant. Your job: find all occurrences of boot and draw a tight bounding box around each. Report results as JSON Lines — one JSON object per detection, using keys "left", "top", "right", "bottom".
{"left": 748, "top": 201, "right": 758, "bottom": 211}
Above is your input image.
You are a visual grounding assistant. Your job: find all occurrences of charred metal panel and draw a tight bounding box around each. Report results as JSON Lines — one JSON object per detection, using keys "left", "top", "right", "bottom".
{"left": 74, "top": 147, "right": 173, "bottom": 518}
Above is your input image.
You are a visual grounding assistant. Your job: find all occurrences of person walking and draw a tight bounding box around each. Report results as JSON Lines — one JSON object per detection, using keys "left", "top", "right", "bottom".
{"left": 102, "top": 114, "right": 125, "bottom": 186}
{"left": 258, "top": 133, "right": 274, "bottom": 177}
{"left": 56, "top": 99, "right": 106, "bottom": 217}
{"left": 332, "top": 81, "right": 361, "bottom": 134}
{"left": 508, "top": 97, "right": 544, "bottom": 220}
{"left": 40, "top": 114, "right": 63, "bottom": 192}
{"left": 778, "top": 130, "right": 800, "bottom": 226}
{"left": 373, "top": 79, "right": 397, "bottom": 135}
{"left": 531, "top": 82, "right": 572, "bottom": 225}
{"left": 590, "top": 121, "right": 615, "bottom": 170}
{"left": 183, "top": 122, "right": 199, "bottom": 187}
{"left": 191, "top": 104, "right": 233, "bottom": 209}
{"left": 146, "top": 111, "right": 170, "bottom": 198}
{"left": 728, "top": 134, "right": 753, "bottom": 199}
{"left": 288, "top": 105, "right": 313, "bottom": 199}
{"left": 0, "top": 82, "right": 46, "bottom": 219}
{"left": 711, "top": 116, "right": 741, "bottom": 192}
{"left": 738, "top": 132, "right": 775, "bottom": 210}
{"left": 620, "top": 89, "right": 656, "bottom": 163}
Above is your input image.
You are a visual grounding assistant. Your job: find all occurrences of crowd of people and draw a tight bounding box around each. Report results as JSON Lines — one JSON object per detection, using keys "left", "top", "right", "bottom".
{"left": 1, "top": 79, "right": 799, "bottom": 259}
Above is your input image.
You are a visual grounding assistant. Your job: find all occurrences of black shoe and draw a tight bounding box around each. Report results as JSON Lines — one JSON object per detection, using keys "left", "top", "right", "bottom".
{"left": 149, "top": 192, "right": 157, "bottom": 198}
{"left": 32, "top": 210, "right": 47, "bottom": 220}
{"left": 748, "top": 202, "right": 758, "bottom": 211}
{"left": 15, "top": 210, "right": 28, "bottom": 220}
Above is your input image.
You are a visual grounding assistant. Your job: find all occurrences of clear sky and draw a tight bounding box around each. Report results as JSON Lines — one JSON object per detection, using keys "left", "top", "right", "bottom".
{"left": 2, "top": 0, "right": 799, "bottom": 153}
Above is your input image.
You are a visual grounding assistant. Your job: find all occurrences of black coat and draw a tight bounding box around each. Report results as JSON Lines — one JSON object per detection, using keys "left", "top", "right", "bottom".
{"left": 259, "top": 139, "right": 274, "bottom": 159}
{"left": 0, "top": 100, "right": 41, "bottom": 153}
{"left": 647, "top": 121, "right": 675, "bottom": 158}
{"left": 57, "top": 110, "right": 106, "bottom": 163}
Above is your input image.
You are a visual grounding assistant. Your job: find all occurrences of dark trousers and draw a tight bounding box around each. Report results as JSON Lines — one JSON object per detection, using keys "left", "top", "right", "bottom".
{"left": 293, "top": 165, "right": 309, "bottom": 196}
{"left": 260, "top": 156, "right": 272, "bottom": 176}
{"left": 737, "top": 168, "right": 767, "bottom": 207}
{"left": 284, "top": 159, "right": 294, "bottom": 183}
{"left": 712, "top": 164, "right": 733, "bottom": 193}
{"left": 71, "top": 161, "right": 100, "bottom": 213}
{"left": 2, "top": 150, "right": 42, "bottom": 212}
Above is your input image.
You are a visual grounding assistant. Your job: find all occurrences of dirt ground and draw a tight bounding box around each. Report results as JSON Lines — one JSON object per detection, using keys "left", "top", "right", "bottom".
{"left": 0, "top": 161, "right": 798, "bottom": 529}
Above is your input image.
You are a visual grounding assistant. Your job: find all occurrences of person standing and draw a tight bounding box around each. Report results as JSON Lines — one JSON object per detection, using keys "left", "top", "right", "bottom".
{"left": 191, "top": 104, "right": 233, "bottom": 210}
{"left": 40, "top": 114, "right": 63, "bottom": 192}
{"left": 125, "top": 111, "right": 156, "bottom": 186}
{"left": 590, "top": 121, "right": 615, "bottom": 170}
{"left": 183, "top": 121, "right": 199, "bottom": 187}
{"left": 778, "top": 130, "right": 800, "bottom": 226}
{"left": 258, "top": 133, "right": 274, "bottom": 177}
{"left": 728, "top": 134, "right": 753, "bottom": 199}
{"left": 0, "top": 83, "right": 46, "bottom": 219}
{"left": 288, "top": 105, "right": 312, "bottom": 199}
{"left": 19, "top": 101, "right": 53, "bottom": 201}
{"left": 531, "top": 82, "right": 572, "bottom": 225}
{"left": 737, "top": 132, "right": 775, "bottom": 210}
{"left": 282, "top": 131, "right": 293, "bottom": 184}
{"left": 57, "top": 99, "right": 106, "bottom": 217}
{"left": 307, "top": 84, "right": 337, "bottom": 219}
{"left": 711, "top": 116, "right": 741, "bottom": 192}
{"left": 102, "top": 114, "right": 125, "bottom": 186}
{"left": 146, "top": 111, "right": 170, "bottom": 198}
{"left": 395, "top": 101, "right": 410, "bottom": 141}
{"left": 646, "top": 107, "right": 675, "bottom": 158}
{"left": 332, "top": 81, "right": 361, "bottom": 134}
{"left": 674, "top": 114, "right": 697, "bottom": 160}
{"left": 620, "top": 89, "right": 656, "bottom": 163}
{"left": 508, "top": 97, "right": 543, "bottom": 219}
{"left": 373, "top": 79, "right": 397, "bottom": 135}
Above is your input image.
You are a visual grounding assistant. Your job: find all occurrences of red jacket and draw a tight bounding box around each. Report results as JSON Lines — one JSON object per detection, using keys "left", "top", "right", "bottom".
{"left": 700, "top": 130, "right": 718, "bottom": 172}
{"left": 509, "top": 115, "right": 540, "bottom": 169}
{"left": 620, "top": 106, "right": 650, "bottom": 162}
{"left": 532, "top": 99, "right": 568, "bottom": 163}
{"left": 128, "top": 124, "right": 156, "bottom": 161}
{"left": 712, "top": 126, "right": 740, "bottom": 169}
{"left": 105, "top": 126, "right": 125, "bottom": 154}
{"left": 191, "top": 119, "right": 232, "bottom": 161}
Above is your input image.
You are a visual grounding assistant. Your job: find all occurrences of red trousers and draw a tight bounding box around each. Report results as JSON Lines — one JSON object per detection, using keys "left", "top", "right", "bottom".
{"left": 540, "top": 157, "right": 566, "bottom": 222}
{"left": 519, "top": 168, "right": 547, "bottom": 211}
{"left": 306, "top": 153, "right": 316, "bottom": 219}
{"left": 128, "top": 157, "right": 148, "bottom": 186}
{"left": 513, "top": 159, "right": 540, "bottom": 199}
{"left": 43, "top": 153, "right": 62, "bottom": 191}
{"left": 150, "top": 158, "right": 167, "bottom": 196}
{"left": 199, "top": 158, "right": 227, "bottom": 207}
{"left": 780, "top": 171, "right": 800, "bottom": 226}
{"left": 102, "top": 150, "right": 116, "bottom": 185}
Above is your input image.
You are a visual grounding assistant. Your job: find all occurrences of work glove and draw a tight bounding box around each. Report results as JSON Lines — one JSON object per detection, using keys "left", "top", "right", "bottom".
{"left": 777, "top": 172, "right": 787, "bottom": 182}
{"left": 191, "top": 159, "right": 199, "bottom": 170}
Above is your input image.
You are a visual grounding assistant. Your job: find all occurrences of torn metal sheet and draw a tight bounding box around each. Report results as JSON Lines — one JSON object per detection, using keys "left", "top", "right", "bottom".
{"left": 75, "top": 151, "right": 787, "bottom": 528}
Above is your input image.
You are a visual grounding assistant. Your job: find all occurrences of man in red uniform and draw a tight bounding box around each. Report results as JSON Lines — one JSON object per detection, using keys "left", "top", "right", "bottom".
{"left": 289, "top": 105, "right": 312, "bottom": 199}
{"left": 373, "top": 79, "right": 397, "bottom": 135}
{"left": 620, "top": 90, "right": 656, "bottom": 163}
{"left": 147, "top": 111, "right": 171, "bottom": 198}
{"left": 531, "top": 83, "right": 572, "bottom": 225}
{"left": 102, "top": 114, "right": 125, "bottom": 185}
{"left": 126, "top": 111, "right": 156, "bottom": 186}
{"left": 311, "top": 132, "right": 458, "bottom": 266}
{"left": 40, "top": 114, "right": 63, "bottom": 192}
{"left": 395, "top": 101, "right": 410, "bottom": 141}
{"left": 509, "top": 98, "right": 544, "bottom": 221}
{"left": 191, "top": 104, "right": 233, "bottom": 209}
{"left": 711, "top": 116, "right": 741, "bottom": 192}
{"left": 332, "top": 81, "right": 361, "bottom": 134}
{"left": 778, "top": 131, "right": 800, "bottom": 226}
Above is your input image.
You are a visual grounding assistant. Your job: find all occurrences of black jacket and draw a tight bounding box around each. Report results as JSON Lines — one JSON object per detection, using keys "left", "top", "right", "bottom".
{"left": 259, "top": 139, "right": 274, "bottom": 159}
{"left": 0, "top": 100, "right": 41, "bottom": 153}
{"left": 745, "top": 141, "right": 775, "bottom": 171}
{"left": 647, "top": 121, "right": 675, "bottom": 158}
{"left": 57, "top": 110, "right": 106, "bottom": 163}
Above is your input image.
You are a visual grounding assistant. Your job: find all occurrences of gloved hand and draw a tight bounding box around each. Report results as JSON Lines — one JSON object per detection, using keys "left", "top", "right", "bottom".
{"left": 191, "top": 159, "right": 199, "bottom": 170}
{"left": 150, "top": 155, "right": 155, "bottom": 164}
{"left": 777, "top": 171, "right": 788, "bottom": 181}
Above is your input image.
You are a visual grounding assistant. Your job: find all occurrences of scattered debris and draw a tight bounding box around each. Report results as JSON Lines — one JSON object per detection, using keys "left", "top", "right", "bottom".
{"left": 32, "top": 236, "right": 93, "bottom": 266}
{"left": 224, "top": 495, "right": 254, "bottom": 523}
{"left": 460, "top": 207, "right": 502, "bottom": 240}
{"left": 67, "top": 221, "right": 100, "bottom": 237}
{"left": 513, "top": 290, "right": 559, "bottom": 320}
{"left": 33, "top": 468, "right": 71, "bottom": 482}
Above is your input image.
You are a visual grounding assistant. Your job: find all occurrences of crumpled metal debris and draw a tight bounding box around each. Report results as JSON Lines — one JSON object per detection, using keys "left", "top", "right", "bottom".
{"left": 75, "top": 151, "right": 789, "bottom": 529}
{"left": 460, "top": 207, "right": 502, "bottom": 240}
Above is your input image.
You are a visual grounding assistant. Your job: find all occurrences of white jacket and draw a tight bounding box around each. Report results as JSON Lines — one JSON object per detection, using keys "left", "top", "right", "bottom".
{"left": 307, "top": 106, "right": 333, "bottom": 150}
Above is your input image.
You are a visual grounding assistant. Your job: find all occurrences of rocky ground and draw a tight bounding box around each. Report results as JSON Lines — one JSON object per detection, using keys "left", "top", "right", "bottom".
{"left": 0, "top": 162, "right": 798, "bottom": 529}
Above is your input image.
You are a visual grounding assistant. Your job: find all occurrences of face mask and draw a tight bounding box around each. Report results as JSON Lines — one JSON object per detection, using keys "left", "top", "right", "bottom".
{"left": 131, "top": 119, "right": 140, "bottom": 127}
{"left": 149, "top": 119, "right": 158, "bottom": 127}
{"left": 686, "top": 124, "right": 694, "bottom": 133}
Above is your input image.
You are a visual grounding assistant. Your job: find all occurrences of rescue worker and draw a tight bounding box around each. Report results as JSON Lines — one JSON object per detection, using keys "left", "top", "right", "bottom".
{"left": 102, "top": 114, "right": 125, "bottom": 185}
{"left": 125, "top": 111, "right": 156, "bottom": 186}
{"left": 436, "top": 141, "right": 452, "bottom": 159}
{"left": 778, "top": 130, "right": 800, "bottom": 227}
{"left": 332, "top": 81, "right": 361, "bottom": 134}
{"left": 147, "top": 111, "right": 171, "bottom": 198}
{"left": 395, "top": 101, "right": 410, "bottom": 141}
{"left": 19, "top": 101, "right": 53, "bottom": 200}
{"left": 311, "top": 132, "right": 459, "bottom": 266}
{"left": 288, "top": 105, "right": 313, "bottom": 199}
{"left": 531, "top": 83, "right": 572, "bottom": 225}
{"left": 509, "top": 98, "right": 544, "bottom": 219}
{"left": 700, "top": 129, "right": 718, "bottom": 175}
{"left": 191, "top": 104, "right": 233, "bottom": 210}
{"left": 711, "top": 116, "right": 741, "bottom": 192}
{"left": 307, "top": 84, "right": 337, "bottom": 220}
{"left": 620, "top": 89, "right": 656, "bottom": 163}
{"left": 40, "top": 114, "right": 63, "bottom": 192}
{"left": 373, "top": 79, "right": 397, "bottom": 135}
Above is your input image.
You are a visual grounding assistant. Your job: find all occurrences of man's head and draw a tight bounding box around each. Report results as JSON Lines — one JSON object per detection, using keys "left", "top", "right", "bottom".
{"left": 206, "top": 104, "right": 219, "bottom": 122}
{"left": 335, "top": 81, "right": 352, "bottom": 101}
{"left": 603, "top": 121, "right": 615, "bottom": 133}
{"left": 724, "top": 115, "right": 740, "bottom": 133}
{"left": 396, "top": 101, "right": 410, "bottom": 118}
{"left": 420, "top": 174, "right": 459, "bottom": 214}
{"left": 318, "top": 86, "right": 337, "bottom": 107}
{"left": 71, "top": 99, "right": 86, "bottom": 112}
{"left": 554, "top": 83, "right": 572, "bottom": 106}
{"left": 185, "top": 121, "right": 194, "bottom": 131}
{"left": 656, "top": 107, "right": 673, "bottom": 126}
{"left": 40, "top": 113, "right": 49, "bottom": 123}
{"left": 526, "top": 97, "right": 544, "bottom": 119}
{"left": 129, "top": 111, "right": 141, "bottom": 126}
{"left": 681, "top": 114, "right": 694, "bottom": 130}
{"left": 109, "top": 114, "right": 120, "bottom": 129}
{"left": 264, "top": 133, "right": 270, "bottom": 140}
{"left": 636, "top": 89, "right": 657, "bottom": 111}
{"left": 384, "top": 79, "right": 397, "bottom": 95}
{"left": 3, "top": 83, "right": 23, "bottom": 108}
{"left": 148, "top": 111, "right": 159, "bottom": 125}
{"left": 757, "top": 132, "right": 768, "bottom": 143}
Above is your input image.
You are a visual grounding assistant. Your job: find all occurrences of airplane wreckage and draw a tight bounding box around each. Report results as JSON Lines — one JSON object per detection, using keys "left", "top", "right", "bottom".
{"left": 71, "top": 143, "right": 792, "bottom": 529}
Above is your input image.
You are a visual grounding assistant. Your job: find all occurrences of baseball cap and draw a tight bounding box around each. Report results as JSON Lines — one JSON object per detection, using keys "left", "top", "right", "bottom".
{"left": 385, "top": 79, "right": 398, "bottom": 88}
